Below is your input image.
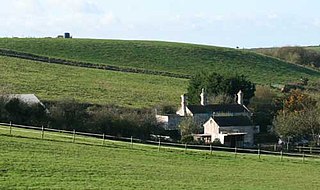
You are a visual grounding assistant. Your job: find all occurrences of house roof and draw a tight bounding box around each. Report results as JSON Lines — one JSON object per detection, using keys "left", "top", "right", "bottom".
{"left": 213, "top": 116, "right": 253, "bottom": 127}
{"left": 187, "top": 104, "right": 249, "bottom": 114}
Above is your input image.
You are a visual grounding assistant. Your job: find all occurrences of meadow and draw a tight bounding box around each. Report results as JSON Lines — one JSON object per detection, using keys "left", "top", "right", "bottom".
{"left": 0, "top": 56, "right": 187, "bottom": 108}
{"left": 1, "top": 125, "right": 320, "bottom": 189}
{"left": 1, "top": 38, "right": 319, "bottom": 84}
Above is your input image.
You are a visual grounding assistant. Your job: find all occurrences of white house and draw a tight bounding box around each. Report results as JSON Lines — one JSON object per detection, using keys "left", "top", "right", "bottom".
{"left": 200, "top": 116, "right": 254, "bottom": 147}
{"left": 156, "top": 89, "right": 256, "bottom": 147}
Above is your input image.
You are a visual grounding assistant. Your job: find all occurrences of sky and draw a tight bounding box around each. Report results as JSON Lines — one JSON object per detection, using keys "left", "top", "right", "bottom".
{"left": 1, "top": 0, "right": 320, "bottom": 48}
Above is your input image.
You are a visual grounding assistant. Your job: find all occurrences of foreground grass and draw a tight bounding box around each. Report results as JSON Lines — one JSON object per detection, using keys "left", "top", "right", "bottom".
{"left": 0, "top": 38, "right": 319, "bottom": 84}
{"left": 1, "top": 126, "right": 320, "bottom": 189}
{"left": 0, "top": 56, "right": 187, "bottom": 108}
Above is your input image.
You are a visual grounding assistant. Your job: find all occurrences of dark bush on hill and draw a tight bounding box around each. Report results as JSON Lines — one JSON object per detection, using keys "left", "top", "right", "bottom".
{"left": 0, "top": 97, "right": 48, "bottom": 126}
{"left": 84, "top": 105, "right": 164, "bottom": 140}
{"left": 49, "top": 99, "right": 88, "bottom": 131}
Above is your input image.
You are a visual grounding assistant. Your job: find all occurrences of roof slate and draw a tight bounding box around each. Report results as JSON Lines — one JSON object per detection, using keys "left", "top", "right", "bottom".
{"left": 187, "top": 104, "right": 248, "bottom": 114}
{"left": 213, "top": 116, "right": 253, "bottom": 127}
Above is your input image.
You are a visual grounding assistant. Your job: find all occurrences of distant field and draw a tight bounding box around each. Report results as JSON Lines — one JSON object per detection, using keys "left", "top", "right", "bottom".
{"left": 1, "top": 126, "right": 320, "bottom": 189}
{"left": 0, "top": 38, "right": 319, "bottom": 84}
{"left": 306, "top": 46, "right": 320, "bottom": 52}
{"left": 0, "top": 56, "right": 187, "bottom": 108}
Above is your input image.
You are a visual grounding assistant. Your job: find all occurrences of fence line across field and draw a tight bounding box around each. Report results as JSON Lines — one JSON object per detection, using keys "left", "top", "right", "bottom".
{"left": 1, "top": 122, "right": 319, "bottom": 161}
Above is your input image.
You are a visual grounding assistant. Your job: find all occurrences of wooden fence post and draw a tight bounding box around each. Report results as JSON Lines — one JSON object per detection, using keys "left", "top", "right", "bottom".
{"left": 280, "top": 151, "right": 283, "bottom": 161}
{"left": 41, "top": 125, "right": 44, "bottom": 139}
{"left": 210, "top": 144, "right": 212, "bottom": 155}
{"left": 102, "top": 133, "right": 105, "bottom": 145}
{"left": 131, "top": 136, "right": 133, "bottom": 149}
{"left": 258, "top": 148, "right": 261, "bottom": 160}
{"left": 184, "top": 143, "right": 187, "bottom": 152}
{"left": 234, "top": 147, "right": 237, "bottom": 158}
{"left": 9, "top": 121, "right": 12, "bottom": 135}
{"left": 310, "top": 147, "right": 312, "bottom": 154}
{"left": 72, "top": 130, "right": 76, "bottom": 143}
{"left": 158, "top": 138, "right": 161, "bottom": 152}
{"left": 302, "top": 152, "right": 305, "bottom": 163}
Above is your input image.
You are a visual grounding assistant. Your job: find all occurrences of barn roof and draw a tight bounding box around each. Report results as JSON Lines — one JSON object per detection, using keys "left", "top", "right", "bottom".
{"left": 213, "top": 116, "right": 253, "bottom": 127}
{"left": 187, "top": 104, "right": 249, "bottom": 114}
{"left": 5, "top": 94, "right": 42, "bottom": 105}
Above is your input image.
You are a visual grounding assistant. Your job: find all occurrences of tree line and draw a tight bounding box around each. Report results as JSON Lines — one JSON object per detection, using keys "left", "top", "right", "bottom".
{"left": 255, "top": 46, "right": 320, "bottom": 68}
{"left": 0, "top": 97, "right": 169, "bottom": 140}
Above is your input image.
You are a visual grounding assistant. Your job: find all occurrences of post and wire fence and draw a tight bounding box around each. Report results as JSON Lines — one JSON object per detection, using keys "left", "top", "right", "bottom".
{"left": 1, "top": 122, "right": 320, "bottom": 162}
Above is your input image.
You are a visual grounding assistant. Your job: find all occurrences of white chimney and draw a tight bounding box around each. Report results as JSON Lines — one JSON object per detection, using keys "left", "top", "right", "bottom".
{"left": 237, "top": 90, "right": 243, "bottom": 105}
{"left": 200, "top": 88, "right": 206, "bottom": 106}
{"left": 181, "top": 94, "right": 188, "bottom": 116}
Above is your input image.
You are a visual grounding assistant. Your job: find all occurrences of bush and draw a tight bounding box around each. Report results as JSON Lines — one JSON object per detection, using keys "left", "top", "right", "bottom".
{"left": 180, "top": 135, "right": 195, "bottom": 144}
{"left": 49, "top": 99, "right": 88, "bottom": 131}
{"left": 1, "top": 97, "right": 48, "bottom": 126}
{"left": 212, "top": 138, "right": 222, "bottom": 146}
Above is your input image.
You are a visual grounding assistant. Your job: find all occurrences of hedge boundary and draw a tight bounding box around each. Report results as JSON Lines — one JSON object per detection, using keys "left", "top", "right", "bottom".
{"left": 0, "top": 48, "right": 191, "bottom": 79}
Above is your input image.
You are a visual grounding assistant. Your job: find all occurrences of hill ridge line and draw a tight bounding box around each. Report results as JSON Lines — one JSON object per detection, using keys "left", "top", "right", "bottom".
{"left": 0, "top": 48, "right": 191, "bottom": 79}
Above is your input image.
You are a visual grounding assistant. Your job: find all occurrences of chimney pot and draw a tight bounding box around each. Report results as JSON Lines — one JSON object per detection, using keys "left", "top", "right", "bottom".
{"left": 181, "top": 94, "right": 188, "bottom": 116}
{"left": 200, "top": 88, "right": 207, "bottom": 106}
{"left": 237, "top": 90, "right": 243, "bottom": 105}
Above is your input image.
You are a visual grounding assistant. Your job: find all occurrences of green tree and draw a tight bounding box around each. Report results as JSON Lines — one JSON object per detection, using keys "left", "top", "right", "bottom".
{"left": 273, "top": 111, "right": 303, "bottom": 140}
{"left": 187, "top": 72, "right": 255, "bottom": 105}
{"left": 187, "top": 71, "right": 211, "bottom": 104}
{"left": 273, "top": 91, "right": 320, "bottom": 144}
{"left": 249, "top": 86, "right": 278, "bottom": 133}
{"left": 179, "top": 117, "right": 198, "bottom": 136}
{"left": 300, "top": 106, "right": 320, "bottom": 144}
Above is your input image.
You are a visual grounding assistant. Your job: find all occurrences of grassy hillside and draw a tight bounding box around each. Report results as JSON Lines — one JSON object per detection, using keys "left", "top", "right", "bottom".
{"left": 306, "top": 46, "right": 320, "bottom": 52}
{"left": 1, "top": 126, "right": 320, "bottom": 189}
{"left": 0, "top": 56, "right": 187, "bottom": 108}
{"left": 0, "top": 38, "right": 319, "bottom": 84}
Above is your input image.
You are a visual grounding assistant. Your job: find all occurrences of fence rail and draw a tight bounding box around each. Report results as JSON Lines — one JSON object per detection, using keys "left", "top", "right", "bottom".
{"left": 1, "top": 122, "right": 319, "bottom": 162}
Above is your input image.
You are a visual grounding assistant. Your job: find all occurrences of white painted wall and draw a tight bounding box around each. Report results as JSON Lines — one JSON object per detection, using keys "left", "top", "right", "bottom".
{"left": 204, "top": 118, "right": 254, "bottom": 146}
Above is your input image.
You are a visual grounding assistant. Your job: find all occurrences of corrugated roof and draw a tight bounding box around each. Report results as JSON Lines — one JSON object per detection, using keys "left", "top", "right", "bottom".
{"left": 213, "top": 116, "right": 253, "bottom": 126}
{"left": 187, "top": 104, "right": 248, "bottom": 114}
{"left": 6, "top": 94, "right": 41, "bottom": 105}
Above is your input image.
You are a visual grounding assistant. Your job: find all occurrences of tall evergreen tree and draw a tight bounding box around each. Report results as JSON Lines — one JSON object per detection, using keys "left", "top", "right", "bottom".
{"left": 187, "top": 72, "right": 255, "bottom": 105}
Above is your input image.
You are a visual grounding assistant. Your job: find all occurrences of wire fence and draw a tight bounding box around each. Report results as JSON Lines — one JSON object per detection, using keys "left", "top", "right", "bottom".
{"left": 1, "top": 122, "right": 320, "bottom": 162}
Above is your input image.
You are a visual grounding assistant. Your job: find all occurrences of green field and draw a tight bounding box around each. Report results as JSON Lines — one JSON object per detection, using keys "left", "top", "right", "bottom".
{"left": 1, "top": 38, "right": 319, "bottom": 84}
{"left": 0, "top": 56, "right": 187, "bottom": 108}
{"left": 1, "top": 126, "right": 320, "bottom": 189}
